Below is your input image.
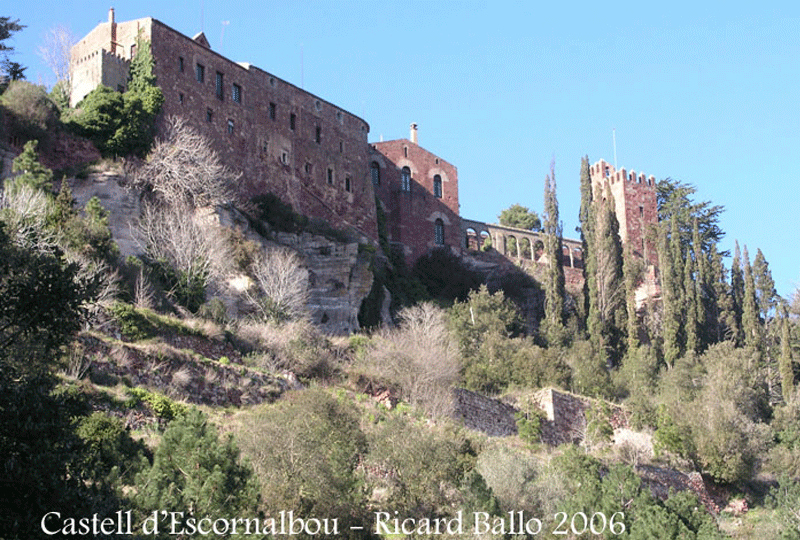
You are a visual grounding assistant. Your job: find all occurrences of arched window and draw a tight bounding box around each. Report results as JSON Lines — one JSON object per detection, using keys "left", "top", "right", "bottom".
{"left": 401, "top": 167, "right": 411, "bottom": 192}
{"left": 434, "top": 219, "right": 445, "bottom": 246}
{"left": 371, "top": 162, "right": 381, "bottom": 186}
{"left": 433, "top": 174, "right": 442, "bottom": 198}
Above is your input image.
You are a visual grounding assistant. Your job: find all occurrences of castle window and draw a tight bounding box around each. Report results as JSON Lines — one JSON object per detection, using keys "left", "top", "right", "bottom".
{"left": 227, "top": 119, "right": 234, "bottom": 134}
{"left": 315, "top": 126, "right": 322, "bottom": 144}
{"left": 290, "top": 113, "right": 296, "bottom": 131}
{"left": 130, "top": 43, "right": 137, "bottom": 58}
{"left": 345, "top": 176, "right": 351, "bottom": 192}
{"left": 404, "top": 146, "right": 408, "bottom": 158}
{"left": 433, "top": 175, "right": 442, "bottom": 198}
{"left": 232, "top": 83, "right": 242, "bottom": 103}
{"left": 206, "top": 108, "right": 213, "bottom": 122}
{"left": 434, "top": 219, "right": 445, "bottom": 246}
{"left": 339, "top": 141, "right": 343, "bottom": 153}
{"left": 401, "top": 167, "right": 411, "bottom": 192}
{"left": 216, "top": 72, "right": 224, "bottom": 100}
{"left": 327, "top": 168, "right": 334, "bottom": 185}
{"left": 269, "top": 102, "right": 276, "bottom": 120}
{"left": 196, "top": 63, "right": 205, "bottom": 83}
{"left": 281, "top": 152, "right": 289, "bottom": 165}
{"left": 305, "top": 162, "right": 313, "bottom": 174}
{"left": 371, "top": 162, "right": 380, "bottom": 186}
{"left": 179, "top": 56, "right": 184, "bottom": 72}
{"left": 179, "top": 93, "right": 184, "bottom": 104}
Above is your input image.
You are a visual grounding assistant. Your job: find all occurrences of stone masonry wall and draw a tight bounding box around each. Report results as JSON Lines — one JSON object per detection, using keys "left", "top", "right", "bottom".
{"left": 371, "top": 137, "right": 461, "bottom": 265}
{"left": 452, "top": 388, "right": 518, "bottom": 437}
{"left": 70, "top": 12, "right": 378, "bottom": 243}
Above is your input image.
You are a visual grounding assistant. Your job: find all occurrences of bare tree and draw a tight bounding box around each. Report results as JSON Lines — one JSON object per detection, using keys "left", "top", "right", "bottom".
{"left": 37, "top": 24, "right": 76, "bottom": 92}
{"left": 0, "top": 182, "right": 58, "bottom": 251}
{"left": 243, "top": 247, "right": 309, "bottom": 321}
{"left": 133, "top": 116, "right": 238, "bottom": 209}
{"left": 136, "top": 203, "right": 232, "bottom": 300}
{"left": 357, "top": 302, "right": 459, "bottom": 417}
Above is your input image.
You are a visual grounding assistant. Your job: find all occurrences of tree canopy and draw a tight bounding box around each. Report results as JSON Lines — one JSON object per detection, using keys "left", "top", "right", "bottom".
{"left": 498, "top": 203, "right": 542, "bottom": 231}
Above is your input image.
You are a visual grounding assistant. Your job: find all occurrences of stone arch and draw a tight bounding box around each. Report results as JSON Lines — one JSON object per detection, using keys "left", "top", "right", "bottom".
{"left": 519, "top": 237, "right": 532, "bottom": 260}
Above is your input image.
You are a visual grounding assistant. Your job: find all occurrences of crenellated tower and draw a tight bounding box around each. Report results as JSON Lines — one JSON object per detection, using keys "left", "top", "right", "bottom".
{"left": 589, "top": 159, "right": 658, "bottom": 268}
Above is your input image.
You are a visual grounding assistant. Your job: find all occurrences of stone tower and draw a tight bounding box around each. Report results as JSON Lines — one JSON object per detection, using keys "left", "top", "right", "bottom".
{"left": 589, "top": 159, "right": 658, "bottom": 268}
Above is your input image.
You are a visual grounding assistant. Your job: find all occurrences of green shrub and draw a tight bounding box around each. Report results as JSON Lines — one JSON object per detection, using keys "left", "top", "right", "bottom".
{"left": 126, "top": 387, "right": 187, "bottom": 421}
{"left": 109, "top": 302, "right": 157, "bottom": 341}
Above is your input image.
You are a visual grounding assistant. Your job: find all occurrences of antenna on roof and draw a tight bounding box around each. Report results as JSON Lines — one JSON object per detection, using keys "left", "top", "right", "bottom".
{"left": 220, "top": 20, "right": 229, "bottom": 52}
{"left": 612, "top": 128, "right": 617, "bottom": 169}
{"left": 200, "top": 0, "right": 204, "bottom": 32}
{"left": 300, "top": 43, "right": 304, "bottom": 89}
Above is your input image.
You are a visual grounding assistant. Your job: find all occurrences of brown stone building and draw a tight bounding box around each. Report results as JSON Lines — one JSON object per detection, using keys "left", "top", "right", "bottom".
{"left": 71, "top": 9, "right": 377, "bottom": 241}
{"left": 590, "top": 159, "right": 660, "bottom": 306}
{"left": 370, "top": 123, "right": 462, "bottom": 265}
{"left": 589, "top": 159, "right": 658, "bottom": 267}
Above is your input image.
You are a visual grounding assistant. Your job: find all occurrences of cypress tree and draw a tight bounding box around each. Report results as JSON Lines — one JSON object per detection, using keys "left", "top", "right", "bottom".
{"left": 753, "top": 248, "right": 777, "bottom": 324}
{"left": 542, "top": 161, "right": 565, "bottom": 346}
{"left": 592, "top": 185, "right": 625, "bottom": 361}
{"left": 683, "top": 250, "right": 698, "bottom": 355}
{"left": 658, "top": 221, "right": 680, "bottom": 368}
{"left": 579, "top": 156, "right": 594, "bottom": 330}
{"left": 780, "top": 306, "right": 794, "bottom": 402}
{"left": 623, "top": 242, "right": 640, "bottom": 352}
{"left": 691, "top": 219, "right": 709, "bottom": 348}
{"left": 741, "top": 246, "right": 760, "bottom": 350}
{"left": 709, "top": 244, "right": 736, "bottom": 343}
{"left": 731, "top": 242, "right": 745, "bottom": 345}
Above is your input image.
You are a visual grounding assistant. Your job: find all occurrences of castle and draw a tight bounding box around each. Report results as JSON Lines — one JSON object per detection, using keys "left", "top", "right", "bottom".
{"left": 69, "top": 9, "right": 658, "bottom": 283}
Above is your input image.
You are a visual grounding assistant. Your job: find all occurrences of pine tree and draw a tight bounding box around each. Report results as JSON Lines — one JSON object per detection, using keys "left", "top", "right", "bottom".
{"left": 9, "top": 140, "right": 53, "bottom": 193}
{"left": 741, "top": 246, "right": 760, "bottom": 350}
{"left": 134, "top": 409, "right": 259, "bottom": 525}
{"left": 780, "top": 306, "right": 794, "bottom": 402}
{"left": 542, "top": 161, "right": 565, "bottom": 346}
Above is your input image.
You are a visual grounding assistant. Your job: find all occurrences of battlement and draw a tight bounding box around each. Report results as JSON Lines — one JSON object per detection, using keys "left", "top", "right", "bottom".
{"left": 590, "top": 159, "right": 655, "bottom": 187}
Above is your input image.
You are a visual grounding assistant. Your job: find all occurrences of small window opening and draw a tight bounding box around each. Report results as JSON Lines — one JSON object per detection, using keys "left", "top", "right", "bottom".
{"left": 269, "top": 102, "right": 276, "bottom": 120}
{"left": 315, "top": 126, "right": 322, "bottom": 144}
{"left": 401, "top": 166, "right": 411, "bottom": 192}
{"left": 371, "top": 162, "right": 380, "bottom": 186}
{"left": 196, "top": 63, "right": 205, "bottom": 83}
{"left": 290, "top": 113, "right": 296, "bottom": 131}
{"left": 435, "top": 219, "right": 445, "bottom": 246}
{"left": 232, "top": 83, "right": 242, "bottom": 103}
{"left": 179, "top": 56, "right": 184, "bottom": 72}
{"left": 227, "top": 119, "right": 234, "bottom": 134}
{"left": 327, "top": 168, "right": 334, "bottom": 185}
{"left": 345, "top": 176, "right": 351, "bottom": 192}
{"left": 206, "top": 108, "right": 213, "bottom": 122}
{"left": 216, "top": 72, "right": 224, "bottom": 99}
{"left": 433, "top": 175, "right": 442, "bottom": 198}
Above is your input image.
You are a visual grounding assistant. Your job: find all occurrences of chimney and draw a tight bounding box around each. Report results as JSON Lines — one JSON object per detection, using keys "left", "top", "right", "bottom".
{"left": 109, "top": 7, "right": 115, "bottom": 24}
{"left": 410, "top": 122, "right": 418, "bottom": 145}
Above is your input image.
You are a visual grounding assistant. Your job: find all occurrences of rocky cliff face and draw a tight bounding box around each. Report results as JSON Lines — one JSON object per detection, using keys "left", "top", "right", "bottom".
{"left": 70, "top": 172, "right": 373, "bottom": 335}
{"left": 274, "top": 232, "right": 373, "bottom": 335}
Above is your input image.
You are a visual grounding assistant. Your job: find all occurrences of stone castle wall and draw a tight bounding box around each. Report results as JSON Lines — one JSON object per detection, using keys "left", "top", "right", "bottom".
{"left": 70, "top": 12, "right": 378, "bottom": 243}
{"left": 371, "top": 135, "right": 462, "bottom": 265}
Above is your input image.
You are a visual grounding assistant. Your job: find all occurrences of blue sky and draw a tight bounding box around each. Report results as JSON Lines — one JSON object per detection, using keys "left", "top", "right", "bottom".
{"left": 6, "top": 1, "right": 800, "bottom": 299}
